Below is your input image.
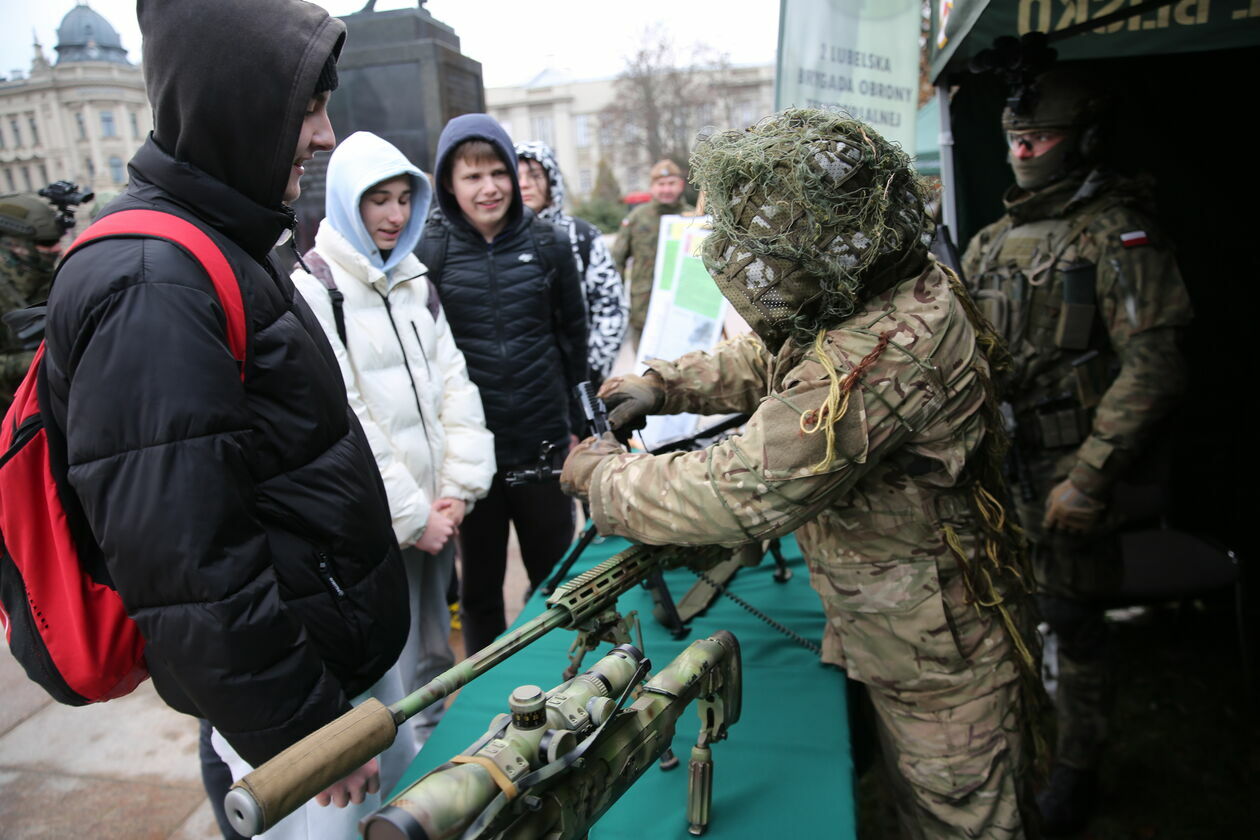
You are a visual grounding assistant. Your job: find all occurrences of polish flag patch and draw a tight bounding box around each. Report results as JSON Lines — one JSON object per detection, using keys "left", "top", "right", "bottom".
{"left": 1120, "top": 230, "right": 1149, "bottom": 247}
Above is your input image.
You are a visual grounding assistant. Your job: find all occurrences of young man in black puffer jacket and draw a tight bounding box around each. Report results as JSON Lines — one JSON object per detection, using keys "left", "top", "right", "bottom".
{"left": 42, "top": 0, "right": 409, "bottom": 827}
{"left": 419, "top": 114, "right": 586, "bottom": 656}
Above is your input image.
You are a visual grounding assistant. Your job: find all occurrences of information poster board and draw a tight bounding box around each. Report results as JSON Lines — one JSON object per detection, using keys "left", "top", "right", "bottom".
{"left": 635, "top": 214, "right": 731, "bottom": 450}
{"left": 776, "top": 0, "right": 922, "bottom": 151}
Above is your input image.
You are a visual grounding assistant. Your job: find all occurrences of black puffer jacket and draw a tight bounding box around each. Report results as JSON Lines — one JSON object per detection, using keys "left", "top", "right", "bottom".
{"left": 41, "top": 0, "right": 407, "bottom": 767}
{"left": 422, "top": 115, "right": 586, "bottom": 468}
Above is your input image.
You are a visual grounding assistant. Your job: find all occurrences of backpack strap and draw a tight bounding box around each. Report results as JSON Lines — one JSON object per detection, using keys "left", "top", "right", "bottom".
{"left": 301, "top": 250, "right": 347, "bottom": 346}
{"left": 416, "top": 223, "right": 450, "bottom": 289}
{"left": 62, "top": 209, "right": 247, "bottom": 380}
{"left": 425, "top": 277, "right": 441, "bottom": 322}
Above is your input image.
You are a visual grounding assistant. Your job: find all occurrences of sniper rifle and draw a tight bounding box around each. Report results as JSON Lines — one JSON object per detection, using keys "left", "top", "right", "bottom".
{"left": 224, "top": 541, "right": 728, "bottom": 836}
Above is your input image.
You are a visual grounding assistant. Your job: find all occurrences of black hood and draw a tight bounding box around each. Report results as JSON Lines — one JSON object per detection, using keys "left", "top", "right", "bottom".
{"left": 432, "top": 113, "right": 522, "bottom": 240}
{"left": 138, "top": 0, "right": 345, "bottom": 209}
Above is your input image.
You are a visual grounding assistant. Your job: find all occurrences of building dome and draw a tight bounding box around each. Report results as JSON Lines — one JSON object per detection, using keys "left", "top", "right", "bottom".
{"left": 55, "top": 3, "right": 130, "bottom": 65}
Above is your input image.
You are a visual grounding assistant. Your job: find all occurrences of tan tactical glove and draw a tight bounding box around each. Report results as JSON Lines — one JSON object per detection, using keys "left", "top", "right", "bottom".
{"left": 560, "top": 432, "right": 625, "bottom": 501}
{"left": 598, "top": 371, "right": 665, "bottom": 433}
{"left": 1043, "top": 478, "right": 1107, "bottom": 535}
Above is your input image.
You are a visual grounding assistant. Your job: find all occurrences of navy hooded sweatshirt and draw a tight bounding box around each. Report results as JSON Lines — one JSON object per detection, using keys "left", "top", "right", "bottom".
{"left": 420, "top": 114, "right": 587, "bottom": 468}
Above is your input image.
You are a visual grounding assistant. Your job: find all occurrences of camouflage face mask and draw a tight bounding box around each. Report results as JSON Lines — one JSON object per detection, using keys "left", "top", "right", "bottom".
{"left": 1, "top": 235, "right": 58, "bottom": 299}
{"left": 692, "top": 109, "right": 930, "bottom": 348}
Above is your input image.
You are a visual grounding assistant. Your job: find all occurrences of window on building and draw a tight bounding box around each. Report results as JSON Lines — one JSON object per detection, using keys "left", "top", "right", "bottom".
{"left": 574, "top": 115, "right": 590, "bottom": 149}
{"left": 28, "top": 116, "right": 40, "bottom": 146}
{"left": 109, "top": 156, "right": 125, "bottom": 184}
{"left": 736, "top": 101, "right": 756, "bottom": 128}
{"left": 696, "top": 103, "right": 714, "bottom": 128}
{"left": 529, "top": 114, "right": 554, "bottom": 148}
{"left": 10, "top": 119, "right": 21, "bottom": 147}
{"left": 101, "top": 111, "right": 117, "bottom": 138}
{"left": 0, "top": 125, "right": 6, "bottom": 149}
{"left": 76, "top": 112, "right": 87, "bottom": 140}
{"left": 21, "top": 165, "right": 32, "bottom": 191}
{"left": 130, "top": 111, "right": 140, "bottom": 139}
{"left": 4, "top": 169, "right": 14, "bottom": 192}
{"left": 85, "top": 157, "right": 95, "bottom": 178}
{"left": 578, "top": 168, "right": 593, "bottom": 194}
{"left": 38, "top": 163, "right": 49, "bottom": 185}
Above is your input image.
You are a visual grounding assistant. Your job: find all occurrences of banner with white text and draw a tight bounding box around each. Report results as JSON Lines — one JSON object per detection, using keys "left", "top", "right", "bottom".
{"left": 776, "top": 0, "right": 922, "bottom": 150}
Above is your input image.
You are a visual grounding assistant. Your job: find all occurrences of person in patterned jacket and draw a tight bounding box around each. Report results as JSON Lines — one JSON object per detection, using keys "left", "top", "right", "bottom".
{"left": 515, "top": 141, "right": 627, "bottom": 383}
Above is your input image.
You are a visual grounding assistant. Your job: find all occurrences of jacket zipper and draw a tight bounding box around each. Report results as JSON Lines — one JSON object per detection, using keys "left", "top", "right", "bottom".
{"left": 487, "top": 243, "right": 508, "bottom": 367}
{"left": 1, "top": 414, "right": 43, "bottom": 470}
{"left": 410, "top": 321, "right": 434, "bottom": 379}
{"left": 376, "top": 289, "right": 427, "bottom": 425}
{"left": 317, "top": 552, "right": 346, "bottom": 599}
{"left": 377, "top": 290, "right": 438, "bottom": 487}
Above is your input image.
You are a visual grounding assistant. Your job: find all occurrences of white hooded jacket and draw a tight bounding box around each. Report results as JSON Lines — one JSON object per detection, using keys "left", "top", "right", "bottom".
{"left": 292, "top": 131, "right": 495, "bottom": 546}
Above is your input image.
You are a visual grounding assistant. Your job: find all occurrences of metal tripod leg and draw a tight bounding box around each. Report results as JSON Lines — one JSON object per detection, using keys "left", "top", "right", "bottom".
{"left": 645, "top": 568, "right": 689, "bottom": 639}
{"left": 769, "top": 538, "right": 792, "bottom": 582}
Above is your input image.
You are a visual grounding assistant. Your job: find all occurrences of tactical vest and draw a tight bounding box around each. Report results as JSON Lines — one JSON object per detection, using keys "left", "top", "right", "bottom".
{"left": 970, "top": 195, "right": 1125, "bottom": 450}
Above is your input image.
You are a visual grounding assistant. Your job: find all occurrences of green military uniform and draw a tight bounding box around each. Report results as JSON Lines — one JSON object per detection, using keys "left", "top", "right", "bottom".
{"left": 1, "top": 194, "right": 62, "bottom": 412}
{"left": 610, "top": 197, "right": 693, "bottom": 332}
{"left": 572, "top": 111, "right": 1041, "bottom": 839}
{"left": 962, "top": 170, "right": 1192, "bottom": 773}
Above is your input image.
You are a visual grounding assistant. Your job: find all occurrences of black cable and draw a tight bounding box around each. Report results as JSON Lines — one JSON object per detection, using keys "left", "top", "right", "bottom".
{"left": 690, "top": 568, "right": 820, "bottom": 656}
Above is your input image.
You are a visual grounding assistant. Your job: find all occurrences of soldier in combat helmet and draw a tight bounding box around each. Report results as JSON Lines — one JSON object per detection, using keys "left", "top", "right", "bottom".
{"left": 961, "top": 67, "right": 1192, "bottom": 834}
{"left": 0, "top": 193, "right": 64, "bottom": 413}
{"left": 564, "top": 109, "right": 1044, "bottom": 839}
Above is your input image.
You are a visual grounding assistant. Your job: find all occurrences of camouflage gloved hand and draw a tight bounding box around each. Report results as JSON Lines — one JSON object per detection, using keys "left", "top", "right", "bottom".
{"left": 560, "top": 432, "right": 626, "bottom": 501}
{"left": 1043, "top": 479, "right": 1106, "bottom": 534}
{"left": 597, "top": 371, "right": 665, "bottom": 432}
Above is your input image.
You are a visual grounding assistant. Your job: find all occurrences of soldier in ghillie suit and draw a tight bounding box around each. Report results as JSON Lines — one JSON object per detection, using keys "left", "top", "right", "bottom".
{"left": 610, "top": 158, "right": 694, "bottom": 337}
{"left": 563, "top": 109, "right": 1044, "bottom": 839}
{"left": 962, "top": 68, "right": 1191, "bottom": 834}
{"left": 0, "top": 193, "right": 63, "bottom": 413}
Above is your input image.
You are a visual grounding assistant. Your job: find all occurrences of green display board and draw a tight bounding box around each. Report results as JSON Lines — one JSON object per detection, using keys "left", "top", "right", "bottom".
{"left": 391, "top": 536, "right": 856, "bottom": 839}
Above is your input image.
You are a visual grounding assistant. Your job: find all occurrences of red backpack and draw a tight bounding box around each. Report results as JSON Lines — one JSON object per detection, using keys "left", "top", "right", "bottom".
{"left": 0, "top": 209, "right": 246, "bottom": 705}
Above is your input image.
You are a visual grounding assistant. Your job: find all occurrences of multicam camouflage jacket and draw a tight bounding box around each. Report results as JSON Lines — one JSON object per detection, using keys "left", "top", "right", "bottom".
{"left": 961, "top": 172, "right": 1193, "bottom": 498}
{"left": 586, "top": 262, "right": 1019, "bottom": 668}
{"left": 610, "top": 198, "right": 693, "bottom": 331}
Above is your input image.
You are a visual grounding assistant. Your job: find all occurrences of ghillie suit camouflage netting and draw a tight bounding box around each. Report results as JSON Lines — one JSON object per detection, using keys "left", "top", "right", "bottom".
{"left": 689, "top": 108, "right": 933, "bottom": 349}
{"left": 693, "top": 108, "right": 1049, "bottom": 770}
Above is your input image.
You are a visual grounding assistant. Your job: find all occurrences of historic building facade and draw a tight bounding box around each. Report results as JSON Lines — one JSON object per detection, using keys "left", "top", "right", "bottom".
{"left": 0, "top": 3, "right": 150, "bottom": 198}
{"left": 486, "top": 63, "right": 774, "bottom": 205}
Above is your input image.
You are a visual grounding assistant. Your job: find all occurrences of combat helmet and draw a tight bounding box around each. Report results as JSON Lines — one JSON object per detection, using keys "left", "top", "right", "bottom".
{"left": 0, "top": 193, "right": 62, "bottom": 244}
{"left": 1001, "top": 67, "right": 1111, "bottom": 189}
{"left": 690, "top": 108, "right": 931, "bottom": 348}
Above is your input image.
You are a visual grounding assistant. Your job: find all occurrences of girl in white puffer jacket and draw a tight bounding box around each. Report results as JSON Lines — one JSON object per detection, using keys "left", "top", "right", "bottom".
{"left": 292, "top": 131, "right": 495, "bottom": 752}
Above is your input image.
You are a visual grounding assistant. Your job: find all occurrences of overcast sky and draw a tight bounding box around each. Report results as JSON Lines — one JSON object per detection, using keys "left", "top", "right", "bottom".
{"left": 2, "top": 0, "right": 780, "bottom": 87}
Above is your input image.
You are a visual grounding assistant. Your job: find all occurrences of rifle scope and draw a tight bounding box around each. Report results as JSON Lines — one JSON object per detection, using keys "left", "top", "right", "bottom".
{"left": 362, "top": 644, "right": 645, "bottom": 840}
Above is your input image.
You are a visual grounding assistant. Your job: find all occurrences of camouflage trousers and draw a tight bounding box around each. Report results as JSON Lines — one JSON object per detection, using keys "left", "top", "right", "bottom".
{"left": 801, "top": 521, "right": 1037, "bottom": 839}
{"left": 1017, "top": 450, "right": 1122, "bottom": 772}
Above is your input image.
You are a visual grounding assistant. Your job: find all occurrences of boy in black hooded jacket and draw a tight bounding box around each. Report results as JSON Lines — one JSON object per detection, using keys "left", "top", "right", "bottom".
{"left": 42, "top": 0, "right": 408, "bottom": 828}
{"left": 419, "top": 115, "right": 586, "bottom": 656}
